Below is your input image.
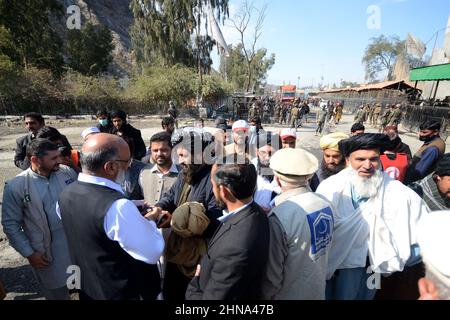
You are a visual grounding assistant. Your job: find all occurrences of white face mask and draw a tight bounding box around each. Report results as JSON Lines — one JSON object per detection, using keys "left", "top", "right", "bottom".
{"left": 249, "top": 125, "right": 257, "bottom": 133}
{"left": 115, "top": 168, "right": 127, "bottom": 186}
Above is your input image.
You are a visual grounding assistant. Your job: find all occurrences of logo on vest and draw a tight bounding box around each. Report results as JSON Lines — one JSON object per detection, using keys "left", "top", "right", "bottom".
{"left": 385, "top": 166, "right": 400, "bottom": 179}
{"left": 307, "top": 207, "right": 334, "bottom": 261}
{"left": 65, "top": 178, "right": 75, "bottom": 185}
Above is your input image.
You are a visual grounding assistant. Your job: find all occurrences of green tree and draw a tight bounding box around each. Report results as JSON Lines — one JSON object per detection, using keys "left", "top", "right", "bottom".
{"left": 220, "top": 44, "right": 275, "bottom": 92}
{"left": 129, "top": 0, "right": 229, "bottom": 70}
{"left": 0, "top": 26, "right": 19, "bottom": 96}
{"left": 340, "top": 80, "right": 359, "bottom": 88}
{"left": 0, "top": 0, "right": 64, "bottom": 75}
{"left": 66, "top": 23, "right": 115, "bottom": 75}
{"left": 362, "top": 35, "right": 405, "bottom": 81}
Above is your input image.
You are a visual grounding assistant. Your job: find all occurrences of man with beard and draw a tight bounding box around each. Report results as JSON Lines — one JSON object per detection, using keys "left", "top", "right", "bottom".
{"left": 110, "top": 110, "right": 147, "bottom": 160}
{"left": 148, "top": 128, "right": 222, "bottom": 301}
{"left": 2, "top": 139, "right": 77, "bottom": 299}
{"left": 58, "top": 133, "right": 164, "bottom": 300}
{"left": 410, "top": 153, "right": 450, "bottom": 211}
{"left": 140, "top": 132, "right": 179, "bottom": 206}
{"left": 310, "top": 132, "right": 348, "bottom": 192}
{"left": 261, "top": 148, "right": 334, "bottom": 300}
{"left": 224, "top": 120, "right": 250, "bottom": 160}
{"left": 251, "top": 133, "right": 282, "bottom": 211}
{"left": 380, "top": 125, "right": 412, "bottom": 183}
{"left": 405, "top": 120, "right": 446, "bottom": 184}
{"left": 186, "top": 162, "right": 269, "bottom": 299}
{"left": 138, "top": 132, "right": 180, "bottom": 298}
{"left": 316, "top": 133, "right": 429, "bottom": 300}
{"left": 14, "top": 112, "right": 72, "bottom": 170}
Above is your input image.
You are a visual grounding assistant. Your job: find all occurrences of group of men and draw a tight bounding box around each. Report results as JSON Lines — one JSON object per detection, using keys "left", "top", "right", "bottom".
{"left": 2, "top": 108, "right": 450, "bottom": 301}
{"left": 353, "top": 103, "right": 403, "bottom": 131}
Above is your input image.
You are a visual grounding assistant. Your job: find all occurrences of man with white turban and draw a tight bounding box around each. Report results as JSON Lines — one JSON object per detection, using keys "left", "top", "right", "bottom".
{"left": 316, "top": 133, "right": 429, "bottom": 300}
{"left": 417, "top": 210, "right": 450, "bottom": 300}
{"left": 310, "top": 132, "right": 349, "bottom": 191}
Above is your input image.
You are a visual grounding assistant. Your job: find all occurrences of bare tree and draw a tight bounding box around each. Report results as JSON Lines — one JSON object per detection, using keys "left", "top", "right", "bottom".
{"left": 230, "top": 0, "right": 267, "bottom": 92}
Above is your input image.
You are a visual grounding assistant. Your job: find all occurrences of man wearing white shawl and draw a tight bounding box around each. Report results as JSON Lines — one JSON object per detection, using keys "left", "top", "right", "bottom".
{"left": 317, "top": 133, "right": 429, "bottom": 300}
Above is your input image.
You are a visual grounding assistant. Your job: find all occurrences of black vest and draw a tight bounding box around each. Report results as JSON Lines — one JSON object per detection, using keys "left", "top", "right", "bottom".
{"left": 59, "top": 181, "right": 140, "bottom": 300}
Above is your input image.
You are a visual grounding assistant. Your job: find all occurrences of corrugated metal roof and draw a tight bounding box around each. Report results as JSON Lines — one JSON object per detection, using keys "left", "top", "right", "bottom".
{"left": 410, "top": 63, "right": 450, "bottom": 81}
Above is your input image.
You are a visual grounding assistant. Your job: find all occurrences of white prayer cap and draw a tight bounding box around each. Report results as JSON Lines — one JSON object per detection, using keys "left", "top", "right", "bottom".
{"left": 270, "top": 147, "right": 318, "bottom": 182}
{"left": 81, "top": 127, "right": 100, "bottom": 140}
{"left": 418, "top": 210, "right": 450, "bottom": 288}
{"left": 280, "top": 128, "right": 297, "bottom": 141}
{"left": 232, "top": 120, "right": 249, "bottom": 132}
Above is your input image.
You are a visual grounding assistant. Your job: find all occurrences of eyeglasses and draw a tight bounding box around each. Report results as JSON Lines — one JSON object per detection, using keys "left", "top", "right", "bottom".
{"left": 112, "top": 158, "right": 132, "bottom": 167}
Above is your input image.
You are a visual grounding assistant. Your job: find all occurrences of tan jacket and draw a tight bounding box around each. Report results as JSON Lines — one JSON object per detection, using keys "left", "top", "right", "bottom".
{"left": 165, "top": 202, "right": 210, "bottom": 278}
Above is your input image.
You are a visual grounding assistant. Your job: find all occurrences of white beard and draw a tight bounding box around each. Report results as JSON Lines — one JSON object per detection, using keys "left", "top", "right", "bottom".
{"left": 115, "top": 169, "right": 126, "bottom": 186}
{"left": 349, "top": 167, "right": 384, "bottom": 199}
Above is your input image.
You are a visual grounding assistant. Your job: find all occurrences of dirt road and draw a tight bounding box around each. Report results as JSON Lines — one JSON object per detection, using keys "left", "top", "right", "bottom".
{"left": 0, "top": 113, "right": 448, "bottom": 299}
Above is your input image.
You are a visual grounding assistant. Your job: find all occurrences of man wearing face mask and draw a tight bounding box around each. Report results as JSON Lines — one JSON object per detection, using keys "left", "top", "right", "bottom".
{"left": 57, "top": 133, "right": 164, "bottom": 300}
{"left": 379, "top": 125, "right": 412, "bottom": 183}
{"left": 405, "top": 120, "right": 446, "bottom": 184}
{"left": 96, "top": 109, "right": 113, "bottom": 133}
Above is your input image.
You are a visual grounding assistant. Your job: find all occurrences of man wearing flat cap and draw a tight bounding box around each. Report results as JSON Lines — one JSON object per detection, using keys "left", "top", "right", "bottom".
{"left": 410, "top": 153, "right": 450, "bottom": 211}
{"left": 417, "top": 210, "right": 450, "bottom": 300}
{"left": 310, "top": 132, "right": 349, "bottom": 192}
{"left": 316, "top": 133, "right": 429, "bottom": 300}
{"left": 261, "top": 148, "right": 335, "bottom": 299}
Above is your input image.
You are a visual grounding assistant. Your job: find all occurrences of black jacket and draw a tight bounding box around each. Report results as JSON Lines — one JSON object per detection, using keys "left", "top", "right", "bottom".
{"left": 156, "top": 165, "right": 222, "bottom": 238}
{"left": 112, "top": 123, "right": 146, "bottom": 160}
{"left": 14, "top": 132, "right": 72, "bottom": 170}
{"left": 185, "top": 202, "right": 270, "bottom": 300}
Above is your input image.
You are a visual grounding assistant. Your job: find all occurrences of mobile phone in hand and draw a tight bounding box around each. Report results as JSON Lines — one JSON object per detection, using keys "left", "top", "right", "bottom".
{"left": 156, "top": 214, "right": 168, "bottom": 227}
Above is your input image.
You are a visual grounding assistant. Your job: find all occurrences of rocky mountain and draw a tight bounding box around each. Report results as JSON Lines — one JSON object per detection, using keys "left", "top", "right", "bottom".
{"left": 55, "top": 0, "right": 135, "bottom": 76}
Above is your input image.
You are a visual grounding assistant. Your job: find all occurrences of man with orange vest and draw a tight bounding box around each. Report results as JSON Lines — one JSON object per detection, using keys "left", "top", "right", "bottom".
{"left": 380, "top": 126, "right": 412, "bottom": 183}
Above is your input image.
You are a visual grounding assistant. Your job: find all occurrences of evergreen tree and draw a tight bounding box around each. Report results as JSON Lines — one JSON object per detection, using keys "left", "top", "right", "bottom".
{"left": 66, "top": 23, "right": 115, "bottom": 75}
{"left": 0, "top": 0, "right": 64, "bottom": 75}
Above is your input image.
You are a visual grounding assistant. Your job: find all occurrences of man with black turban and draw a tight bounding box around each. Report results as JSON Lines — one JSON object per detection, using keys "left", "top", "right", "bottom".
{"left": 405, "top": 120, "right": 446, "bottom": 184}
{"left": 110, "top": 110, "right": 147, "bottom": 160}
{"left": 316, "top": 133, "right": 429, "bottom": 300}
{"left": 147, "top": 128, "right": 222, "bottom": 301}
{"left": 410, "top": 153, "right": 450, "bottom": 211}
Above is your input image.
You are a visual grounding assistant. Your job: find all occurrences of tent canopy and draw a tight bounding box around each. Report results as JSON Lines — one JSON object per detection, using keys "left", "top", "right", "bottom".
{"left": 410, "top": 63, "right": 450, "bottom": 81}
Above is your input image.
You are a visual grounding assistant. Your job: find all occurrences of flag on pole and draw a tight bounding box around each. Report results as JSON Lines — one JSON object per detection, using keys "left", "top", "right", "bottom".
{"left": 208, "top": 6, "right": 230, "bottom": 57}
{"left": 406, "top": 33, "right": 426, "bottom": 59}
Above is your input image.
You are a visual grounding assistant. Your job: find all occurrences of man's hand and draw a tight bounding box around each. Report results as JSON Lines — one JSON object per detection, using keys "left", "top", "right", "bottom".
{"left": 157, "top": 211, "right": 172, "bottom": 228}
{"left": 27, "top": 252, "right": 49, "bottom": 269}
{"left": 144, "top": 207, "right": 162, "bottom": 222}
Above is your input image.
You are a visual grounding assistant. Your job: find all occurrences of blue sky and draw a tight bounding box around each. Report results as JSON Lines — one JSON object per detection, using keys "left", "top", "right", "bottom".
{"left": 211, "top": 0, "right": 450, "bottom": 87}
